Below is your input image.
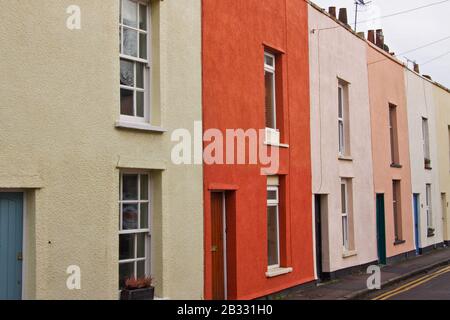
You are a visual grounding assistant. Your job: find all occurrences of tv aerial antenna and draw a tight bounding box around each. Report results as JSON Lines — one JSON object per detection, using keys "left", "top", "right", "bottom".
{"left": 354, "top": 0, "right": 372, "bottom": 32}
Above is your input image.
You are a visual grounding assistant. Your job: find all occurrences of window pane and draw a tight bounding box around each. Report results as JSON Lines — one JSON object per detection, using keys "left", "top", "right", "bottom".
{"left": 139, "top": 33, "right": 147, "bottom": 59}
{"left": 122, "top": 174, "right": 138, "bottom": 200}
{"left": 140, "top": 203, "right": 149, "bottom": 229}
{"left": 265, "top": 55, "right": 274, "bottom": 67}
{"left": 267, "top": 190, "right": 277, "bottom": 201}
{"left": 341, "top": 183, "right": 347, "bottom": 213}
{"left": 122, "top": 0, "right": 137, "bottom": 28}
{"left": 140, "top": 174, "right": 148, "bottom": 200}
{"left": 137, "top": 233, "right": 146, "bottom": 258}
{"left": 342, "top": 216, "right": 348, "bottom": 248}
{"left": 265, "top": 71, "right": 275, "bottom": 129}
{"left": 123, "top": 28, "right": 138, "bottom": 57}
{"left": 338, "top": 87, "right": 343, "bottom": 118}
{"left": 137, "top": 260, "right": 146, "bottom": 278}
{"left": 120, "top": 60, "right": 134, "bottom": 87}
{"left": 339, "top": 121, "right": 344, "bottom": 153}
{"left": 136, "top": 92, "right": 144, "bottom": 118}
{"left": 120, "top": 89, "right": 134, "bottom": 116}
{"left": 119, "top": 234, "right": 135, "bottom": 260}
{"left": 139, "top": 4, "right": 147, "bottom": 30}
{"left": 267, "top": 206, "right": 279, "bottom": 266}
{"left": 119, "top": 262, "right": 134, "bottom": 289}
{"left": 136, "top": 63, "right": 144, "bottom": 89}
{"left": 122, "top": 204, "right": 139, "bottom": 230}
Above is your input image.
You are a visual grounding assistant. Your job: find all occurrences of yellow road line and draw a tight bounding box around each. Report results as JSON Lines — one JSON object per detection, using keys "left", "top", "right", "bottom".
{"left": 378, "top": 268, "right": 450, "bottom": 300}
{"left": 373, "top": 266, "right": 450, "bottom": 300}
{"left": 373, "top": 265, "right": 450, "bottom": 300}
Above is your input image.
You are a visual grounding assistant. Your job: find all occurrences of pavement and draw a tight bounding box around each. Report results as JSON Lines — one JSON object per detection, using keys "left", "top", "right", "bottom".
{"left": 282, "top": 246, "right": 450, "bottom": 300}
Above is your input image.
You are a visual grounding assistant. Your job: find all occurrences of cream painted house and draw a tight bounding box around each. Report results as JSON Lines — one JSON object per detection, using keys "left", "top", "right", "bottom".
{"left": 405, "top": 69, "right": 444, "bottom": 252}
{"left": 309, "top": 4, "right": 377, "bottom": 279}
{"left": 0, "top": 0, "right": 203, "bottom": 299}
{"left": 433, "top": 84, "right": 450, "bottom": 245}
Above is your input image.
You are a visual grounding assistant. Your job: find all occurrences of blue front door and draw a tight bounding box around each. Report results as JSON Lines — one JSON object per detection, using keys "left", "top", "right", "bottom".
{"left": 413, "top": 194, "right": 421, "bottom": 255}
{"left": 0, "top": 193, "right": 23, "bottom": 300}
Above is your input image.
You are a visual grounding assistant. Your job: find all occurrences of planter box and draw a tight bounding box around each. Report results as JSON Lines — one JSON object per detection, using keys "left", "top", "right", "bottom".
{"left": 120, "top": 287, "right": 155, "bottom": 300}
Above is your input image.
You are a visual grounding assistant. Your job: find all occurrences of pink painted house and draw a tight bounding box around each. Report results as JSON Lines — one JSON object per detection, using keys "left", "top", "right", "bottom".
{"left": 366, "top": 36, "right": 415, "bottom": 263}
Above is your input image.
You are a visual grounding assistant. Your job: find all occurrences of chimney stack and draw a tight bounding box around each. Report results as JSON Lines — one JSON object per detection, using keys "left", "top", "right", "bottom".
{"left": 414, "top": 63, "right": 420, "bottom": 74}
{"left": 376, "top": 29, "right": 384, "bottom": 49}
{"left": 357, "top": 32, "right": 365, "bottom": 39}
{"left": 368, "top": 30, "right": 375, "bottom": 44}
{"left": 338, "top": 8, "right": 348, "bottom": 25}
{"left": 329, "top": 7, "right": 337, "bottom": 18}
{"left": 423, "top": 75, "right": 432, "bottom": 81}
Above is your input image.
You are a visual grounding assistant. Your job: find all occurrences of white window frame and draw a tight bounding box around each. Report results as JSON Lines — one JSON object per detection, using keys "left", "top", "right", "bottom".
{"left": 338, "top": 84, "right": 345, "bottom": 156}
{"left": 341, "top": 180, "right": 349, "bottom": 251}
{"left": 267, "top": 186, "right": 280, "bottom": 270}
{"left": 119, "top": 171, "right": 151, "bottom": 289}
{"left": 389, "top": 105, "right": 399, "bottom": 165}
{"left": 264, "top": 52, "right": 277, "bottom": 130}
{"left": 426, "top": 184, "right": 433, "bottom": 229}
{"left": 422, "top": 118, "right": 431, "bottom": 163}
{"left": 119, "top": 0, "right": 152, "bottom": 124}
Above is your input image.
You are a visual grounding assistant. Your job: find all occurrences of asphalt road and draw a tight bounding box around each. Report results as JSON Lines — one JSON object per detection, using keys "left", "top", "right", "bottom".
{"left": 371, "top": 265, "right": 450, "bottom": 300}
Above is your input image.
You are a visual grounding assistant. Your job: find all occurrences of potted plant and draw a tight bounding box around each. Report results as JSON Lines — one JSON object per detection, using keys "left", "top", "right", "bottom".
{"left": 120, "top": 277, "right": 154, "bottom": 300}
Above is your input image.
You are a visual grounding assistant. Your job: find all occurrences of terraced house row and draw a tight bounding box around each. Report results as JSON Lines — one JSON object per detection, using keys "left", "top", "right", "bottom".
{"left": 0, "top": 0, "right": 449, "bottom": 300}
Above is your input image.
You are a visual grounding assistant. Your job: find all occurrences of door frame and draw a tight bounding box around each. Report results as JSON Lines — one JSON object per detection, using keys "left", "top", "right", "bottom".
{"left": 413, "top": 194, "right": 421, "bottom": 255}
{"left": 0, "top": 190, "right": 26, "bottom": 300}
{"left": 442, "top": 193, "right": 448, "bottom": 242}
{"left": 211, "top": 191, "right": 228, "bottom": 300}
{"left": 376, "top": 194, "right": 387, "bottom": 265}
{"left": 314, "top": 195, "right": 323, "bottom": 281}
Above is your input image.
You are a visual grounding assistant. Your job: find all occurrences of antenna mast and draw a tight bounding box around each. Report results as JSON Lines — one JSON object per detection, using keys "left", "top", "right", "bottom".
{"left": 354, "top": 0, "right": 372, "bottom": 32}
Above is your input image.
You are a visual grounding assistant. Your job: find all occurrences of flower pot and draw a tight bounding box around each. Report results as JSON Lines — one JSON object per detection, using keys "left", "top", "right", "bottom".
{"left": 120, "top": 287, "right": 155, "bottom": 300}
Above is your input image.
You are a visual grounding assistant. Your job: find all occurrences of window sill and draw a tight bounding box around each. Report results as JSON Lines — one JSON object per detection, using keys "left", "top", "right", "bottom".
{"left": 338, "top": 156, "right": 353, "bottom": 162}
{"left": 342, "top": 250, "right": 358, "bottom": 258}
{"left": 265, "top": 267, "right": 293, "bottom": 278}
{"left": 115, "top": 121, "right": 167, "bottom": 133}
{"left": 394, "top": 240, "right": 406, "bottom": 246}
{"left": 424, "top": 166, "right": 433, "bottom": 171}
{"left": 390, "top": 163, "right": 403, "bottom": 168}
{"left": 264, "top": 142, "right": 290, "bottom": 149}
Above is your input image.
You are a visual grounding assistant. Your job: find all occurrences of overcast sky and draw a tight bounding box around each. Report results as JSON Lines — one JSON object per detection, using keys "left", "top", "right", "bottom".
{"left": 311, "top": 0, "right": 450, "bottom": 87}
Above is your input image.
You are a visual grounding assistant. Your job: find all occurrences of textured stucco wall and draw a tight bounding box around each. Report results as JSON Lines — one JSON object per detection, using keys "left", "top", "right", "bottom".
{"left": 367, "top": 44, "right": 415, "bottom": 258}
{"left": 405, "top": 70, "right": 443, "bottom": 248}
{"left": 0, "top": 0, "right": 203, "bottom": 299}
{"left": 309, "top": 7, "right": 377, "bottom": 273}
{"left": 202, "top": 0, "right": 314, "bottom": 300}
{"left": 433, "top": 86, "right": 450, "bottom": 242}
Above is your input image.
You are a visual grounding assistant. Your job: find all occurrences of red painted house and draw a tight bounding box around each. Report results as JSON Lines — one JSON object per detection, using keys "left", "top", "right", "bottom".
{"left": 202, "top": 0, "right": 314, "bottom": 300}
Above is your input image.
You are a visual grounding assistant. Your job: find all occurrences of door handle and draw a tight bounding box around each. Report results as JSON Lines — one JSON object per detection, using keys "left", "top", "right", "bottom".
{"left": 17, "top": 252, "right": 23, "bottom": 261}
{"left": 211, "top": 245, "right": 218, "bottom": 252}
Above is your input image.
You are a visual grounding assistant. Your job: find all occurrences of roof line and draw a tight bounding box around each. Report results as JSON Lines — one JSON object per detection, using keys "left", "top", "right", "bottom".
{"left": 306, "top": 0, "right": 450, "bottom": 93}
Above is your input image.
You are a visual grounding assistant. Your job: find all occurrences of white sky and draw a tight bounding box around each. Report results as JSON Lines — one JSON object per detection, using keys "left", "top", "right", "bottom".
{"left": 311, "top": 0, "right": 450, "bottom": 87}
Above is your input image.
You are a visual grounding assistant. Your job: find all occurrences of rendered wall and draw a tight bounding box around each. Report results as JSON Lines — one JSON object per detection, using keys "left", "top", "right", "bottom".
{"left": 433, "top": 85, "right": 450, "bottom": 242}
{"left": 309, "top": 6, "right": 377, "bottom": 273}
{"left": 405, "top": 70, "right": 443, "bottom": 248}
{"left": 367, "top": 44, "right": 415, "bottom": 258}
{"left": 202, "top": 0, "right": 314, "bottom": 300}
{"left": 0, "top": 0, "right": 203, "bottom": 299}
